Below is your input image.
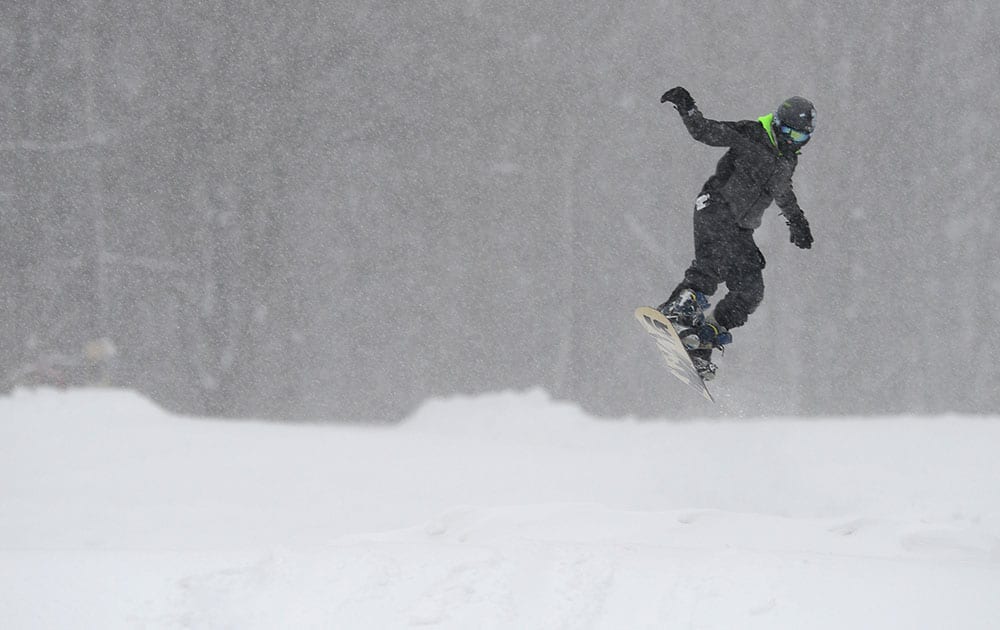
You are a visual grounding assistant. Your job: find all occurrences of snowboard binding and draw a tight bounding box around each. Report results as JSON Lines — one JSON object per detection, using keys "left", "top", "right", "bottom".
{"left": 688, "top": 349, "right": 718, "bottom": 381}
{"left": 657, "top": 288, "right": 709, "bottom": 328}
{"left": 659, "top": 290, "right": 732, "bottom": 349}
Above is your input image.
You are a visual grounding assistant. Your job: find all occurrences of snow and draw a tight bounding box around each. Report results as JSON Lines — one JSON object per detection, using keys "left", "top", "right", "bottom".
{"left": 2, "top": 388, "right": 999, "bottom": 629}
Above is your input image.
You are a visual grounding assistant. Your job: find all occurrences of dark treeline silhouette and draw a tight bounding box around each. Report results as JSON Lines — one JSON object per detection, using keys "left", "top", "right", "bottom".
{"left": 2, "top": 2, "right": 998, "bottom": 420}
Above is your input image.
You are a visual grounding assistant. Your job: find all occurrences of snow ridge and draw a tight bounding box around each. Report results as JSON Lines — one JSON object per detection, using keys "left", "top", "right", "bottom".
{"left": 2, "top": 388, "right": 999, "bottom": 628}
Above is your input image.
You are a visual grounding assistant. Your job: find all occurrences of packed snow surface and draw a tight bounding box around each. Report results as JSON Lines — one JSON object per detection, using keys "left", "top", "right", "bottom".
{"left": 2, "top": 388, "right": 999, "bottom": 628}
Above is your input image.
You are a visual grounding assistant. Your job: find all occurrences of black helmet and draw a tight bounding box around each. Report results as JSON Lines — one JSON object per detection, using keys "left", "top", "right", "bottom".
{"left": 774, "top": 96, "right": 816, "bottom": 148}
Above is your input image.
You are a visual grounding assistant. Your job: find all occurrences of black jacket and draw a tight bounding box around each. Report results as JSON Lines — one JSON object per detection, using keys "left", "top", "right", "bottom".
{"left": 679, "top": 108, "right": 806, "bottom": 230}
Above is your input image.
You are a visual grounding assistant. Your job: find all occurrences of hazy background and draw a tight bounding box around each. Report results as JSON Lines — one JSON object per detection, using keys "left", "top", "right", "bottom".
{"left": 1, "top": 1, "right": 997, "bottom": 421}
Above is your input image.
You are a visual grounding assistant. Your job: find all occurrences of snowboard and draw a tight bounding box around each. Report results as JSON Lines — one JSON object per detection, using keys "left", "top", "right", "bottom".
{"left": 634, "top": 306, "right": 714, "bottom": 402}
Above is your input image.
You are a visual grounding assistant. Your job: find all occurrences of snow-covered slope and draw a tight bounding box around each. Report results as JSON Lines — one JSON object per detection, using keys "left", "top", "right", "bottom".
{"left": 2, "top": 388, "right": 999, "bottom": 628}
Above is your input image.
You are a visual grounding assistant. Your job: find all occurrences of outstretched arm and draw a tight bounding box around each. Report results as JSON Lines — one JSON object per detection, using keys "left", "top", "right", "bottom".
{"left": 660, "top": 86, "right": 745, "bottom": 147}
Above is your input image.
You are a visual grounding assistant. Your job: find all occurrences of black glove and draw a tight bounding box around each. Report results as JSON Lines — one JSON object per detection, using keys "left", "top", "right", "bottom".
{"left": 787, "top": 215, "right": 813, "bottom": 249}
{"left": 660, "top": 86, "right": 695, "bottom": 113}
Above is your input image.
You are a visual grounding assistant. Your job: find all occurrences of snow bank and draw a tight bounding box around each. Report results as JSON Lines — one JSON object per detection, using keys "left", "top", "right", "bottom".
{"left": 2, "top": 388, "right": 999, "bottom": 628}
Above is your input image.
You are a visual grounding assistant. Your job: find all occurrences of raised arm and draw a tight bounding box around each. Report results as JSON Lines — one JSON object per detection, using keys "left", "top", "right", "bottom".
{"left": 660, "top": 86, "right": 746, "bottom": 148}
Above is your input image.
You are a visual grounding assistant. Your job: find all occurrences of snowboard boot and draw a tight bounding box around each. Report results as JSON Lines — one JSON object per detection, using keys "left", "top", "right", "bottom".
{"left": 688, "top": 348, "right": 718, "bottom": 381}
{"left": 657, "top": 289, "right": 709, "bottom": 328}
{"left": 680, "top": 319, "right": 730, "bottom": 381}
{"left": 676, "top": 318, "right": 732, "bottom": 352}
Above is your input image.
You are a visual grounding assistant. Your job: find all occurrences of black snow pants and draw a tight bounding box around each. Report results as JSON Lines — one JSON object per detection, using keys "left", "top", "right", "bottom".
{"left": 669, "top": 193, "right": 766, "bottom": 330}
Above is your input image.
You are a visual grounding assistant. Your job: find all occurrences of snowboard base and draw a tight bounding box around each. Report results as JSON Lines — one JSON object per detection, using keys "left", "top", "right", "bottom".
{"left": 634, "top": 306, "right": 714, "bottom": 402}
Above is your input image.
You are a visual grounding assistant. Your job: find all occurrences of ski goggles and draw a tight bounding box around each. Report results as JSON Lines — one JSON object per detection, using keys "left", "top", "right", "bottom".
{"left": 779, "top": 125, "right": 811, "bottom": 143}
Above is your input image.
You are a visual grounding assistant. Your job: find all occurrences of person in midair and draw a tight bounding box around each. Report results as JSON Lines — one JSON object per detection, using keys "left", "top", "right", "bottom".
{"left": 656, "top": 87, "right": 816, "bottom": 379}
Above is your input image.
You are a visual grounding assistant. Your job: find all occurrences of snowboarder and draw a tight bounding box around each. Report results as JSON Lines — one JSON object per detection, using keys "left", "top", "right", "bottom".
{"left": 656, "top": 87, "right": 816, "bottom": 379}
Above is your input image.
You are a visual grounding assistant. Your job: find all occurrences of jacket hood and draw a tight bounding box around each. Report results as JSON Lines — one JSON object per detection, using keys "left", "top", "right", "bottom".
{"left": 758, "top": 113, "right": 805, "bottom": 155}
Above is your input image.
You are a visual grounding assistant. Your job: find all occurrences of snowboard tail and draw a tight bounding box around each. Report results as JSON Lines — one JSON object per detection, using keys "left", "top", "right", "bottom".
{"left": 634, "top": 306, "right": 714, "bottom": 402}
